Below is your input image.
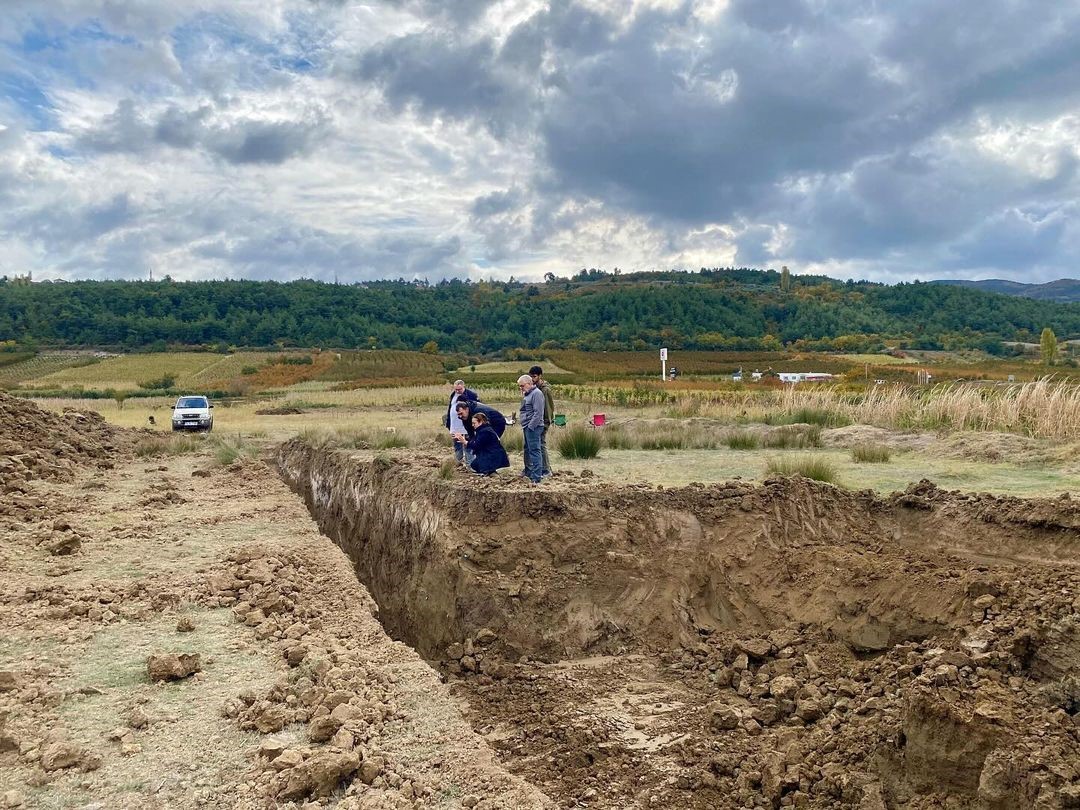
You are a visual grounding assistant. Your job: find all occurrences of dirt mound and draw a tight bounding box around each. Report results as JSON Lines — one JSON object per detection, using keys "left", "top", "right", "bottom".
{"left": 821, "top": 424, "right": 934, "bottom": 451}
{"left": 937, "top": 430, "right": 1057, "bottom": 464}
{"left": 0, "top": 393, "right": 128, "bottom": 491}
{"left": 279, "top": 441, "right": 1080, "bottom": 809}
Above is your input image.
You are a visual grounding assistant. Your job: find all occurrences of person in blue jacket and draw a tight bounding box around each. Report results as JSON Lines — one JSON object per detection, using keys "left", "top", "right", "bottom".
{"left": 453, "top": 399, "right": 507, "bottom": 439}
{"left": 464, "top": 412, "right": 509, "bottom": 476}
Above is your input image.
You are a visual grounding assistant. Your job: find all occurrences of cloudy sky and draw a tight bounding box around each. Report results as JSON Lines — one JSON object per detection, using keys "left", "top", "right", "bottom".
{"left": 1, "top": 1, "right": 1078, "bottom": 284}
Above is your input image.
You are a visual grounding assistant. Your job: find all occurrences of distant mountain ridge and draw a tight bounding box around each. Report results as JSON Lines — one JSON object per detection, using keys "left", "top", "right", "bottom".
{"left": 933, "top": 278, "right": 1080, "bottom": 303}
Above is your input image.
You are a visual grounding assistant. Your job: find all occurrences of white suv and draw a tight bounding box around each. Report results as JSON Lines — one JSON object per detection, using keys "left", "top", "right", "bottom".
{"left": 171, "top": 395, "right": 214, "bottom": 432}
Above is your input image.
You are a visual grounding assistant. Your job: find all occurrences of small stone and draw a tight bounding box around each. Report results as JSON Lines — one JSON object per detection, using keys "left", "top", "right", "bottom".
{"left": 176, "top": 617, "right": 196, "bottom": 633}
{"left": 307, "top": 715, "right": 340, "bottom": 743}
{"left": 147, "top": 653, "right": 202, "bottom": 682}
{"left": 706, "top": 702, "right": 740, "bottom": 731}
{"left": 127, "top": 706, "right": 150, "bottom": 729}
{"left": 272, "top": 749, "right": 304, "bottom": 771}
{"left": 0, "top": 672, "right": 18, "bottom": 692}
{"left": 259, "top": 738, "right": 287, "bottom": 759}
{"left": 40, "top": 741, "right": 82, "bottom": 771}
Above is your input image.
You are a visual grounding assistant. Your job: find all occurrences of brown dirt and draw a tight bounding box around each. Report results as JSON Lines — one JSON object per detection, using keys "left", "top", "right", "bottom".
{"left": 0, "top": 395, "right": 548, "bottom": 809}
{"left": 279, "top": 440, "right": 1080, "bottom": 809}
{"left": 4, "top": 391, "right": 1080, "bottom": 809}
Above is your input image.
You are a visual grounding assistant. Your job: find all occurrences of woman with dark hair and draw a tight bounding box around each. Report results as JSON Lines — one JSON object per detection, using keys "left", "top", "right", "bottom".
{"left": 465, "top": 412, "right": 510, "bottom": 476}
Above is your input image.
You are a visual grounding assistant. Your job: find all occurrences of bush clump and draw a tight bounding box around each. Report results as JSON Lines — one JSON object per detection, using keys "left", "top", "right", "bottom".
{"left": 765, "top": 455, "right": 838, "bottom": 484}
{"left": 764, "top": 425, "right": 822, "bottom": 449}
{"left": 851, "top": 444, "right": 891, "bottom": 463}
{"left": 726, "top": 431, "right": 760, "bottom": 450}
{"left": 558, "top": 425, "right": 602, "bottom": 459}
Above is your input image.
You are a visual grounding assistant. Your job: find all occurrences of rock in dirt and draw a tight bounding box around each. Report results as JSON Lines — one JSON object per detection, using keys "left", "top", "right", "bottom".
{"left": 146, "top": 653, "right": 202, "bottom": 682}
{"left": 275, "top": 751, "right": 360, "bottom": 800}
{"left": 706, "top": 702, "right": 740, "bottom": 731}
{"left": 176, "top": 616, "right": 196, "bottom": 633}
{"left": 0, "top": 672, "right": 18, "bottom": 692}
{"left": 40, "top": 740, "right": 83, "bottom": 771}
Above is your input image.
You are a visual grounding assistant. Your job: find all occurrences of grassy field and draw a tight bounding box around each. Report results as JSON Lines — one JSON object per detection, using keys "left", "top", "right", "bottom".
{"left": 29, "top": 377, "right": 1080, "bottom": 498}
{"left": 0, "top": 352, "right": 103, "bottom": 385}
{"left": 453, "top": 360, "right": 572, "bottom": 375}
{"left": 33, "top": 352, "right": 229, "bottom": 390}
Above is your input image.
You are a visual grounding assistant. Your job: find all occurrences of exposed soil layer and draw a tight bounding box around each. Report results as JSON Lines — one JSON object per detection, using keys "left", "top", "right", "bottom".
{"left": 278, "top": 439, "right": 1080, "bottom": 809}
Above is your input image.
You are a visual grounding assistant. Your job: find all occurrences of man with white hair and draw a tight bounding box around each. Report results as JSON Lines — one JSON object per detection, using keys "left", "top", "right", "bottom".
{"left": 445, "top": 379, "right": 478, "bottom": 464}
{"left": 517, "top": 374, "right": 545, "bottom": 483}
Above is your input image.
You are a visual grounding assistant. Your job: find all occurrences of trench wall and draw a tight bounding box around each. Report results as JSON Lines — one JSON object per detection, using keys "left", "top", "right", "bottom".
{"left": 274, "top": 440, "right": 1080, "bottom": 665}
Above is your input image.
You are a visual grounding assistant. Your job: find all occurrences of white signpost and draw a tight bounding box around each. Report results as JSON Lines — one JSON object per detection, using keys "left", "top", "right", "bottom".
{"left": 660, "top": 347, "right": 668, "bottom": 381}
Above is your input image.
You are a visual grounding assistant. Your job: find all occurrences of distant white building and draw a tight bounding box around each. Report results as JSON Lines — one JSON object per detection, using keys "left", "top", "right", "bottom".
{"left": 778, "top": 372, "right": 834, "bottom": 384}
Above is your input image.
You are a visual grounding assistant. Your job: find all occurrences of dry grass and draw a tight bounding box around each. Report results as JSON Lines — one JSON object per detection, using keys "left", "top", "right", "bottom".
{"left": 34, "top": 352, "right": 226, "bottom": 389}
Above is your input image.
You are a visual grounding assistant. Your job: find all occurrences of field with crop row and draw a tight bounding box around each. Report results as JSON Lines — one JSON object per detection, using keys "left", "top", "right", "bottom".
{"left": 0, "top": 353, "right": 105, "bottom": 386}
{"left": 33, "top": 352, "right": 226, "bottom": 389}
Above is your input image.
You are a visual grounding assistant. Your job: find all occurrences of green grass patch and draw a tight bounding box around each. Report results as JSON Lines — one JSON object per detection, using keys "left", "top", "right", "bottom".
{"left": 765, "top": 455, "right": 839, "bottom": 483}
{"left": 851, "top": 444, "right": 891, "bottom": 463}
{"left": 726, "top": 431, "right": 760, "bottom": 450}
{"left": 558, "top": 425, "right": 602, "bottom": 459}
{"left": 438, "top": 459, "right": 456, "bottom": 480}
{"left": 502, "top": 430, "right": 524, "bottom": 453}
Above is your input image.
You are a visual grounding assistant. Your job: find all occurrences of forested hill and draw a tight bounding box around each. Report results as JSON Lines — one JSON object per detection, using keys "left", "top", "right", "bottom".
{"left": 933, "top": 278, "right": 1080, "bottom": 303}
{"left": 2, "top": 268, "right": 1079, "bottom": 353}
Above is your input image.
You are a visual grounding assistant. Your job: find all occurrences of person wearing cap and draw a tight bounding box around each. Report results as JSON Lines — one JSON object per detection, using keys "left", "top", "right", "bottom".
{"left": 517, "top": 374, "right": 545, "bottom": 483}
{"left": 444, "top": 379, "right": 478, "bottom": 464}
{"left": 529, "top": 365, "right": 554, "bottom": 478}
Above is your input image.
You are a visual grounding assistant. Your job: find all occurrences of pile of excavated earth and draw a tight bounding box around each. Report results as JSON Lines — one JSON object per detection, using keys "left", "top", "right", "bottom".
{"left": 2, "top": 391, "right": 1079, "bottom": 809}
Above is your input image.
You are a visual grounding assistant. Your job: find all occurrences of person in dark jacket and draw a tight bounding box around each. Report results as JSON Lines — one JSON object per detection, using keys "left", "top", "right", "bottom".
{"left": 465, "top": 413, "right": 509, "bottom": 476}
{"left": 444, "top": 379, "right": 478, "bottom": 463}
{"left": 453, "top": 399, "right": 507, "bottom": 439}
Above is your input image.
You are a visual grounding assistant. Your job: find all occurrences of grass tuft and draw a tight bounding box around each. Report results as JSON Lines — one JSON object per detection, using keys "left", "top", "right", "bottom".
{"left": 764, "top": 425, "right": 822, "bottom": 449}
{"left": 502, "top": 430, "right": 524, "bottom": 453}
{"left": 557, "top": 425, "right": 602, "bottom": 459}
{"left": 765, "top": 455, "right": 838, "bottom": 483}
{"left": 851, "top": 444, "right": 891, "bottom": 463}
{"left": 134, "top": 435, "right": 201, "bottom": 458}
{"left": 210, "top": 435, "right": 259, "bottom": 466}
{"left": 438, "top": 459, "right": 456, "bottom": 480}
{"left": 726, "top": 431, "right": 760, "bottom": 450}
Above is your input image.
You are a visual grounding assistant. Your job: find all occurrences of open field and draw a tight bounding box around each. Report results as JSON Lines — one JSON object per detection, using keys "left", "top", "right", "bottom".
{"left": 4, "top": 382, "right": 1080, "bottom": 809}
{"left": 32, "top": 352, "right": 231, "bottom": 390}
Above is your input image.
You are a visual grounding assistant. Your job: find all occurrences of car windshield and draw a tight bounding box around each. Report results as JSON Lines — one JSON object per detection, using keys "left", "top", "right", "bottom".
{"left": 177, "top": 397, "right": 208, "bottom": 408}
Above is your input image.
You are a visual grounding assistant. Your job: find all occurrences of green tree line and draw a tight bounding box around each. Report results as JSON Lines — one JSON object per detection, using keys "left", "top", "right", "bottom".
{"left": 2, "top": 269, "right": 1078, "bottom": 352}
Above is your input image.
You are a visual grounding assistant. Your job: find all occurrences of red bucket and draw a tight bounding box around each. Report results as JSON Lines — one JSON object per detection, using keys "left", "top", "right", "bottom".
{"left": 590, "top": 413, "right": 606, "bottom": 427}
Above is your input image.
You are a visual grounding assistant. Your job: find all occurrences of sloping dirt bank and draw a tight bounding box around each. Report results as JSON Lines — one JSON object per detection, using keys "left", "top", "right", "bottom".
{"left": 277, "top": 438, "right": 1080, "bottom": 809}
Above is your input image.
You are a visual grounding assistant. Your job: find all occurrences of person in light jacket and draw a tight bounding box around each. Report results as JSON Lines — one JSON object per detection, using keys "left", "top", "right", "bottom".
{"left": 517, "top": 374, "right": 545, "bottom": 483}
{"left": 465, "top": 412, "right": 510, "bottom": 476}
{"left": 444, "top": 379, "right": 478, "bottom": 464}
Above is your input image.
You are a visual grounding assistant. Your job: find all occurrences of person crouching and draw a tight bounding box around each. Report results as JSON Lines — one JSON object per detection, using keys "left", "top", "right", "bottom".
{"left": 465, "top": 413, "right": 509, "bottom": 476}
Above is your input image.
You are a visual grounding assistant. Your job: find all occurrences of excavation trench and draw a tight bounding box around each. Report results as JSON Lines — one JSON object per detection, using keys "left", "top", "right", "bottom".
{"left": 276, "top": 440, "right": 1080, "bottom": 808}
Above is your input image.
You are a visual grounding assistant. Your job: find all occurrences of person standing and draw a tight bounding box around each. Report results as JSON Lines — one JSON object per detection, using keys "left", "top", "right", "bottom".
{"left": 444, "top": 379, "right": 478, "bottom": 464}
{"left": 529, "top": 365, "right": 554, "bottom": 478}
{"left": 517, "top": 374, "right": 544, "bottom": 484}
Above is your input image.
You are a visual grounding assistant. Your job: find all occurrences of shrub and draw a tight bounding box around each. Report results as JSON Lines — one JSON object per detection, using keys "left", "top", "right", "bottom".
{"left": 211, "top": 436, "right": 259, "bottom": 466}
{"left": 640, "top": 431, "right": 686, "bottom": 450}
{"left": 851, "top": 444, "right": 891, "bottom": 463}
{"left": 438, "top": 459, "right": 456, "bottom": 480}
{"left": 241, "top": 365, "right": 259, "bottom": 375}
{"left": 726, "top": 431, "right": 760, "bottom": 450}
{"left": 502, "top": 431, "right": 524, "bottom": 453}
{"left": 557, "top": 425, "right": 602, "bottom": 459}
{"left": 377, "top": 434, "right": 410, "bottom": 449}
{"left": 134, "top": 435, "right": 201, "bottom": 457}
{"left": 764, "top": 425, "right": 822, "bottom": 449}
{"left": 137, "top": 374, "right": 176, "bottom": 390}
{"left": 765, "top": 455, "right": 838, "bottom": 484}
{"left": 602, "top": 424, "right": 636, "bottom": 450}
{"left": 787, "top": 407, "right": 850, "bottom": 427}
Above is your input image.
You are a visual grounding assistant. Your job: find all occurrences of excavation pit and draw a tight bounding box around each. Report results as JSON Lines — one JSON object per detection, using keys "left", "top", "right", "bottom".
{"left": 277, "top": 439, "right": 1080, "bottom": 809}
